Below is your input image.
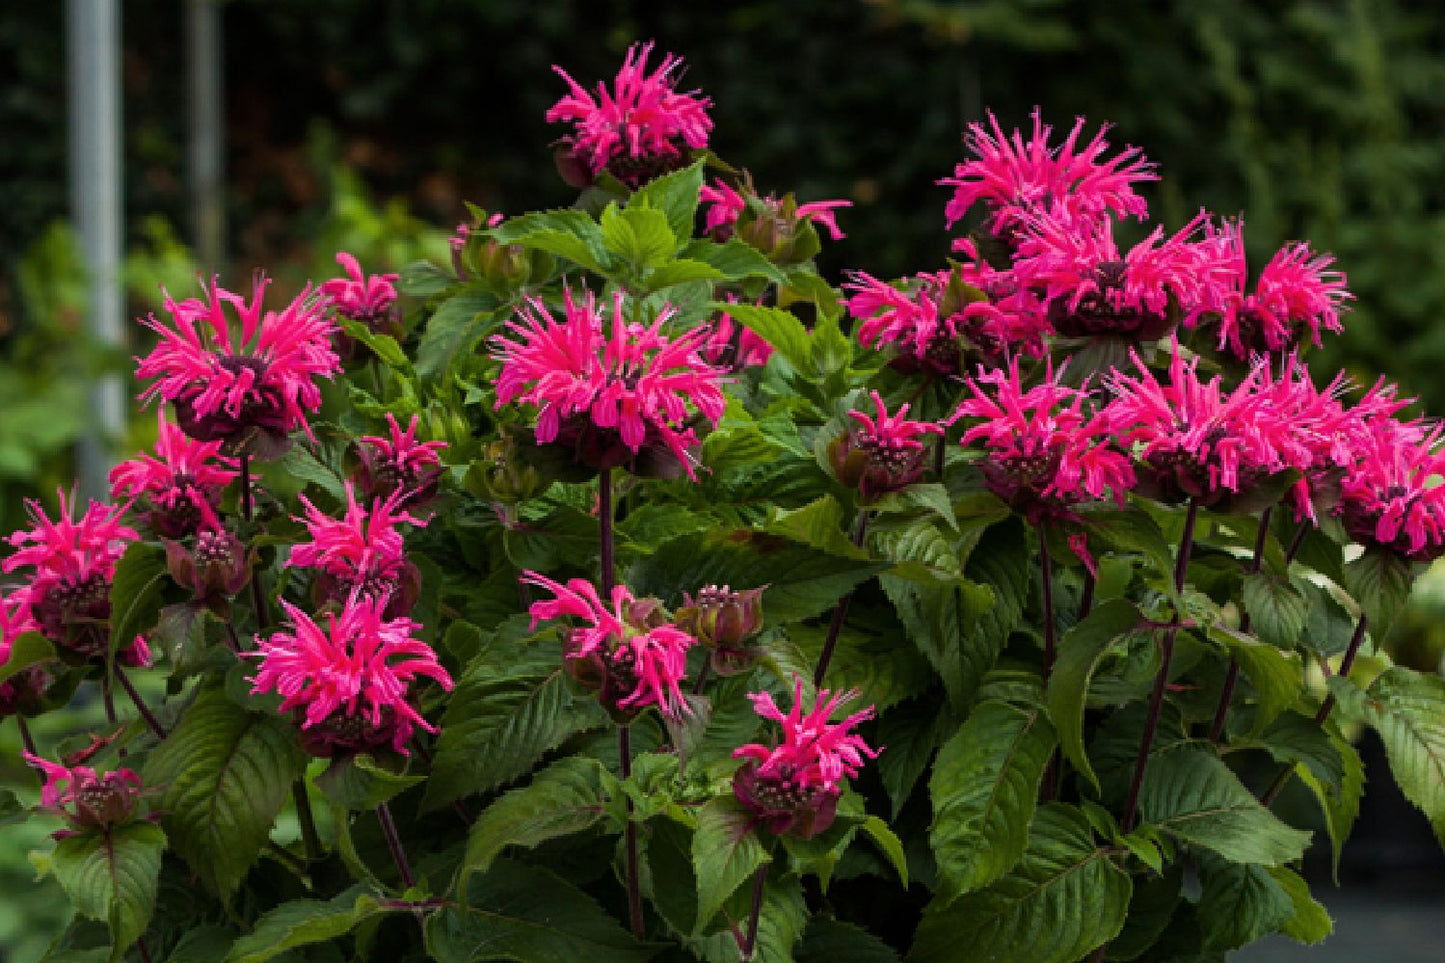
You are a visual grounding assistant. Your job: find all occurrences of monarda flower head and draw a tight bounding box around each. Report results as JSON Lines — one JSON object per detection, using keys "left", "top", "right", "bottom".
{"left": 674, "top": 584, "right": 766, "bottom": 675}
{"left": 162, "top": 501, "right": 251, "bottom": 606}
{"left": 1193, "top": 220, "right": 1353, "bottom": 359}
{"left": 1334, "top": 421, "right": 1445, "bottom": 561}
{"left": 700, "top": 176, "right": 850, "bottom": 262}
{"left": 1012, "top": 209, "right": 1223, "bottom": 341}
{"left": 321, "top": 252, "right": 402, "bottom": 357}
{"left": 109, "top": 409, "right": 238, "bottom": 538}
{"left": 522, "top": 571, "right": 694, "bottom": 723}
{"left": 248, "top": 595, "right": 453, "bottom": 758}
{"left": 950, "top": 358, "right": 1135, "bottom": 522}
{"left": 135, "top": 274, "right": 341, "bottom": 459}
{"left": 0, "top": 591, "right": 50, "bottom": 716}
{"left": 828, "top": 390, "right": 940, "bottom": 503}
{"left": 547, "top": 42, "right": 713, "bottom": 188}
{"left": 353, "top": 413, "right": 448, "bottom": 506}
{"left": 940, "top": 109, "right": 1157, "bottom": 243}
{"left": 493, "top": 289, "right": 726, "bottom": 481}
{"left": 287, "top": 484, "right": 426, "bottom": 618}
{"left": 732, "top": 677, "right": 880, "bottom": 839}
{"left": 24, "top": 752, "right": 149, "bottom": 834}
{"left": 3, "top": 490, "right": 147, "bottom": 665}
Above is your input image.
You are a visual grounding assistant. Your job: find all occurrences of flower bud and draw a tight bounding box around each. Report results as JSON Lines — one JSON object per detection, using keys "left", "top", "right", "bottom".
{"left": 26, "top": 753, "right": 149, "bottom": 833}
{"left": 164, "top": 526, "right": 252, "bottom": 603}
{"left": 0, "top": 664, "right": 52, "bottom": 717}
{"left": 675, "top": 584, "right": 765, "bottom": 675}
{"left": 732, "top": 760, "right": 840, "bottom": 839}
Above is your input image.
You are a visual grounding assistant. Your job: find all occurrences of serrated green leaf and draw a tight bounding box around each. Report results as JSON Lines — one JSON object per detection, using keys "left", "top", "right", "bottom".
{"left": 224, "top": 887, "right": 388, "bottom": 963}
{"left": 459, "top": 756, "right": 607, "bottom": 884}
{"left": 1137, "top": 745, "right": 1311, "bottom": 865}
{"left": 1341, "top": 547, "right": 1414, "bottom": 637}
{"left": 875, "top": 697, "right": 942, "bottom": 818}
{"left": 1240, "top": 571, "right": 1308, "bottom": 648}
{"left": 638, "top": 258, "right": 725, "bottom": 292}
{"left": 51, "top": 822, "right": 166, "bottom": 962}
{"left": 861, "top": 816, "right": 909, "bottom": 887}
{"left": 427, "top": 859, "right": 658, "bottom": 962}
{"left": 1296, "top": 725, "right": 1362, "bottom": 882}
{"left": 692, "top": 795, "right": 770, "bottom": 932}
{"left": 909, "top": 804, "right": 1131, "bottom": 963}
{"left": 1045, "top": 599, "right": 1141, "bottom": 792}
{"left": 1248, "top": 710, "right": 1345, "bottom": 796}
{"left": 629, "top": 159, "right": 705, "bottom": 239}
{"left": 1194, "top": 855, "right": 1294, "bottom": 952}
{"left": 930, "top": 699, "right": 1055, "bottom": 901}
{"left": 1208, "top": 625, "right": 1303, "bottom": 736}
{"left": 417, "top": 294, "right": 502, "bottom": 381}
{"left": 1266, "top": 866, "right": 1332, "bottom": 945}
{"left": 689, "top": 873, "right": 806, "bottom": 963}
{"left": 399, "top": 259, "right": 454, "bottom": 298}
{"left": 142, "top": 686, "right": 307, "bottom": 897}
{"left": 601, "top": 202, "right": 676, "bottom": 271}
{"left": 273, "top": 444, "right": 347, "bottom": 501}
{"left": 716, "top": 303, "right": 809, "bottom": 371}
{"left": 767, "top": 496, "right": 867, "bottom": 559}
{"left": 0, "top": 629, "right": 55, "bottom": 685}
{"left": 685, "top": 239, "right": 787, "bottom": 283}
{"left": 314, "top": 754, "right": 423, "bottom": 811}
{"left": 493, "top": 209, "right": 611, "bottom": 274}
{"left": 1329, "top": 666, "right": 1445, "bottom": 846}
{"left": 870, "top": 483, "right": 956, "bottom": 530}
{"left": 1077, "top": 505, "right": 1184, "bottom": 608}
{"left": 107, "top": 542, "right": 168, "bottom": 664}
{"left": 1108, "top": 862, "right": 1181, "bottom": 961}
{"left": 337, "top": 318, "right": 410, "bottom": 374}
{"left": 796, "top": 917, "right": 900, "bottom": 963}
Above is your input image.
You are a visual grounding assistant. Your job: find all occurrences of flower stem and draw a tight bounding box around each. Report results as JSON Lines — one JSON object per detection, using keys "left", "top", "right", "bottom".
{"left": 1208, "top": 506, "right": 1272, "bottom": 742}
{"left": 15, "top": 714, "right": 37, "bottom": 759}
{"left": 741, "top": 863, "right": 769, "bottom": 960}
{"left": 1261, "top": 614, "right": 1368, "bottom": 807}
{"left": 101, "top": 673, "right": 125, "bottom": 759}
{"left": 293, "top": 780, "right": 322, "bottom": 862}
{"left": 1038, "top": 523, "right": 1060, "bottom": 802}
{"left": 1079, "top": 571, "right": 1096, "bottom": 621}
{"left": 137, "top": 935, "right": 153, "bottom": 963}
{"left": 376, "top": 800, "right": 415, "bottom": 890}
{"left": 814, "top": 510, "right": 869, "bottom": 688}
{"left": 619, "top": 724, "right": 644, "bottom": 939}
{"left": 691, "top": 659, "right": 713, "bottom": 695}
{"left": 1120, "top": 499, "right": 1198, "bottom": 833}
{"left": 599, "top": 467, "right": 615, "bottom": 596}
{"left": 239, "top": 455, "right": 270, "bottom": 632}
{"left": 114, "top": 666, "right": 168, "bottom": 741}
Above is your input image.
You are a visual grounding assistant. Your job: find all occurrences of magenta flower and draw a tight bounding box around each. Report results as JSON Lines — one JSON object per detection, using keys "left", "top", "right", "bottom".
{"left": 951, "top": 359, "right": 1135, "bottom": 521}
{"left": 354, "top": 413, "right": 447, "bottom": 506}
{"left": 732, "top": 677, "right": 880, "bottom": 839}
{"left": 1335, "top": 421, "right": 1445, "bottom": 561}
{"left": 828, "top": 390, "right": 940, "bottom": 503}
{"left": 320, "top": 252, "right": 399, "bottom": 326}
{"left": 288, "top": 484, "right": 426, "bottom": 617}
{"left": 940, "top": 109, "right": 1157, "bottom": 240}
{"left": 1194, "top": 220, "right": 1352, "bottom": 358}
{"left": 4, "top": 490, "right": 146, "bottom": 663}
{"left": 109, "top": 410, "right": 238, "bottom": 538}
{"left": 522, "top": 571, "right": 694, "bottom": 722}
{"left": 699, "top": 177, "right": 850, "bottom": 260}
{"left": 1012, "top": 209, "right": 1223, "bottom": 340}
{"left": 135, "top": 275, "right": 341, "bottom": 458}
{"left": 547, "top": 42, "right": 713, "bottom": 187}
{"left": 248, "top": 595, "right": 453, "bottom": 757}
{"left": 24, "top": 752, "right": 147, "bottom": 832}
{"left": 0, "top": 591, "right": 49, "bottom": 716}
{"left": 493, "top": 288, "right": 726, "bottom": 481}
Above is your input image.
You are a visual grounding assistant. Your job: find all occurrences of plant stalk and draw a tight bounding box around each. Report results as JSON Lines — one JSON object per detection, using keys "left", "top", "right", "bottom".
{"left": 15, "top": 714, "right": 38, "bottom": 760}
{"left": 814, "top": 510, "right": 869, "bottom": 688}
{"left": 239, "top": 454, "right": 270, "bottom": 631}
{"left": 115, "top": 666, "right": 168, "bottom": 741}
{"left": 1038, "top": 523, "right": 1060, "bottom": 802}
{"left": 376, "top": 800, "right": 416, "bottom": 890}
{"left": 1079, "top": 571, "right": 1096, "bottom": 622}
{"left": 293, "top": 781, "right": 323, "bottom": 862}
{"left": 1208, "top": 506, "right": 1272, "bottom": 742}
{"left": 741, "top": 863, "right": 769, "bottom": 960}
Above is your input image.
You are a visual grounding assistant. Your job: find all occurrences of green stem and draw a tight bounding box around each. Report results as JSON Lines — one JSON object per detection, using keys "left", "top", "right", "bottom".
{"left": 293, "top": 780, "right": 322, "bottom": 862}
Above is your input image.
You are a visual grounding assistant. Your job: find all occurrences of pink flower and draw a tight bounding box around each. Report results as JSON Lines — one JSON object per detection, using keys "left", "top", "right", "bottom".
{"left": 522, "top": 571, "right": 694, "bottom": 721}
{"left": 0, "top": 591, "right": 49, "bottom": 716}
{"left": 1012, "top": 209, "right": 1224, "bottom": 340}
{"left": 699, "top": 176, "right": 850, "bottom": 258}
{"left": 493, "top": 288, "right": 726, "bottom": 481}
{"left": 320, "top": 252, "right": 398, "bottom": 325}
{"left": 24, "top": 752, "right": 146, "bottom": 831}
{"left": 109, "top": 410, "right": 238, "bottom": 538}
{"left": 940, "top": 109, "right": 1157, "bottom": 239}
{"left": 287, "top": 484, "right": 426, "bottom": 617}
{"left": 1195, "top": 220, "right": 1352, "bottom": 358}
{"left": 4, "top": 489, "right": 144, "bottom": 662}
{"left": 354, "top": 413, "right": 447, "bottom": 505}
{"left": 547, "top": 43, "right": 713, "bottom": 187}
{"left": 828, "top": 390, "right": 940, "bottom": 502}
{"left": 1335, "top": 420, "right": 1445, "bottom": 560}
{"left": 950, "top": 358, "right": 1135, "bottom": 520}
{"left": 135, "top": 275, "right": 341, "bottom": 457}
{"left": 702, "top": 301, "right": 774, "bottom": 370}
{"left": 248, "top": 595, "right": 453, "bottom": 757}
{"left": 732, "top": 677, "right": 879, "bottom": 838}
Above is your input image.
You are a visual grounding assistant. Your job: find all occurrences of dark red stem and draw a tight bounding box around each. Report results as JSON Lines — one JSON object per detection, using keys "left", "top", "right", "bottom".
{"left": 619, "top": 724, "right": 644, "bottom": 939}
{"left": 1038, "top": 523, "right": 1060, "bottom": 802}
{"left": 814, "top": 510, "right": 869, "bottom": 688}
{"left": 15, "top": 714, "right": 37, "bottom": 759}
{"left": 115, "top": 666, "right": 168, "bottom": 741}
{"left": 376, "top": 800, "right": 415, "bottom": 890}
{"left": 741, "top": 863, "right": 769, "bottom": 960}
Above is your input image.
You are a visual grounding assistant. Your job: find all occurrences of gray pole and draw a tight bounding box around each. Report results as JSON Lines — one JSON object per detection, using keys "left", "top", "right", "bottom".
{"left": 188, "top": 0, "right": 225, "bottom": 271}
{"left": 67, "top": 0, "right": 126, "bottom": 502}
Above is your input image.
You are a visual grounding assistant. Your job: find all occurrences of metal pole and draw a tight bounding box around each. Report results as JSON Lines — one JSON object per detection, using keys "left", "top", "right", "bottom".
{"left": 67, "top": 0, "right": 125, "bottom": 501}
{"left": 188, "top": 0, "right": 225, "bottom": 271}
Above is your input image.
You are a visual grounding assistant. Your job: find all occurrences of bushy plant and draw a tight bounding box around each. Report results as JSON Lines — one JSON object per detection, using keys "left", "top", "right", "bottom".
{"left": 4, "top": 42, "right": 1445, "bottom": 963}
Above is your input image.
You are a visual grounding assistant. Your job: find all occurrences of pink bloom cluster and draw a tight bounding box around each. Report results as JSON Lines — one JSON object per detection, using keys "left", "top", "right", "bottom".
{"left": 109, "top": 410, "right": 238, "bottom": 538}
{"left": 522, "top": 571, "right": 694, "bottom": 721}
{"left": 354, "top": 413, "right": 447, "bottom": 506}
{"left": 248, "top": 595, "right": 452, "bottom": 757}
{"left": 288, "top": 484, "right": 426, "bottom": 617}
{"left": 493, "top": 289, "right": 725, "bottom": 480}
{"left": 320, "top": 252, "right": 398, "bottom": 325}
{"left": 829, "top": 391, "right": 940, "bottom": 502}
{"left": 136, "top": 275, "right": 340, "bottom": 455}
{"left": 951, "top": 359, "right": 1135, "bottom": 520}
{"left": 732, "top": 678, "right": 879, "bottom": 838}
{"left": 701, "top": 178, "right": 850, "bottom": 242}
{"left": 548, "top": 43, "right": 712, "bottom": 186}
{"left": 1335, "top": 420, "right": 1445, "bottom": 560}
{"left": 0, "top": 591, "right": 48, "bottom": 716}
{"left": 25, "top": 752, "right": 146, "bottom": 832}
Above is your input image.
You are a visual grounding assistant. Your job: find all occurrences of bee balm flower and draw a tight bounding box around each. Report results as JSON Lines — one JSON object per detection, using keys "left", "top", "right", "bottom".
{"left": 828, "top": 390, "right": 940, "bottom": 503}
{"left": 353, "top": 414, "right": 447, "bottom": 506}
{"left": 287, "top": 485, "right": 426, "bottom": 618}
{"left": 109, "top": 410, "right": 238, "bottom": 538}
{"left": 25, "top": 752, "right": 148, "bottom": 832}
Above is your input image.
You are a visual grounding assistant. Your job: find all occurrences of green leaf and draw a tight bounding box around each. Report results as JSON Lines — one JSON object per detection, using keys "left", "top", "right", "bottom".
{"left": 629, "top": 159, "right": 705, "bottom": 240}
{"left": 314, "top": 754, "right": 424, "bottom": 811}
{"left": 1248, "top": 710, "right": 1346, "bottom": 796}
{"left": 1296, "top": 726, "right": 1363, "bottom": 882}
{"left": 0, "top": 629, "right": 55, "bottom": 685}
{"left": 1077, "top": 505, "right": 1183, "bottom": 608}
{"left": 1208, "top": 626, "right": 1303, "bottom": 735}
{"left": 767, "top": 496, "right": 867, "bottom": 559}
{"left": 1137, "top": 745, "right": 1311, "bottom": 865}
{"left": 107, "top": 542, "right": 168, "bottom": 664}
{"left": 1240, "top": 572, "right": 1308, "bottom": 648}
{"left": 600, "top": 202, "right": 677, "bottom": 271}
{"left": 459, "top": 756, "right": 607, "bottom": 884}
{"left": 929, "top": 699, "right": 1056, "bottom": 901}
{"left": 684, "top": 239, "right": 787, "bottom": 283}
{"left": 337, "top": 318, "right": 410, "bottom": 374}
{"left": 1329, "top": 666, "right": 1445, "bottom": 846}
{"left": 274, "top": 444, "right": 347, "bottom": 501}
{"left": 424, "top": 637, "right": 607, "bottom": 810}
{"left": 416, "top": 292, "right": 500, "bottom": 380}
{"left": 689, "top": 873, "right": 806, "bottom": 963}
{"left": 224, "top": 887, "right": 388, "bottom": 963}
{"left": 692, "top": 795, "right": 769, "bottom": 932}
{"left": 51, "top": 822, "right": 166, "bottom": 962}
{"left": 716, "top": 303, "right": 810, "bottom": 371}
{"left": 1045, "top": 599, "right": 1141, "bottom": 792}
{"left": 796, "top": 918, "right": 901, "bottom": 963}
{"left": 875, "top": 697, "right": 942, "bottom": 818}
{"left": 870, "top": 483, "right": 956, "bottom": 530}
{"left": 493, "top": 208, "right": 611, "bottom": 274}
{"left": 861, "top": 816, "right": 909, "bottom": 887}
{"left": 399, "top": 259, "right": 454, "bottom": 297}
{"left": 1341, "top": 546, "right": 1414, "bottom": 636}
{"left": 427, "top": 859, "right": 657, "bottom": 962}
{"left": 909, "top": 804, "right": 1131, "bottom": 963}
{"left": 142, "top": 686, "right": 307, "bottom": 898}
{"left": 638, "top": 258, "right": 725, "bottom": 292}
{"left": 1194, "top": 856, "right": 1294, "bottom": 952}
{"left": 1266, "top": 866, "right": 1332, "bottom": 945}
{"left": 1107, "top": 863, "right": 1181, "bottom": 961}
